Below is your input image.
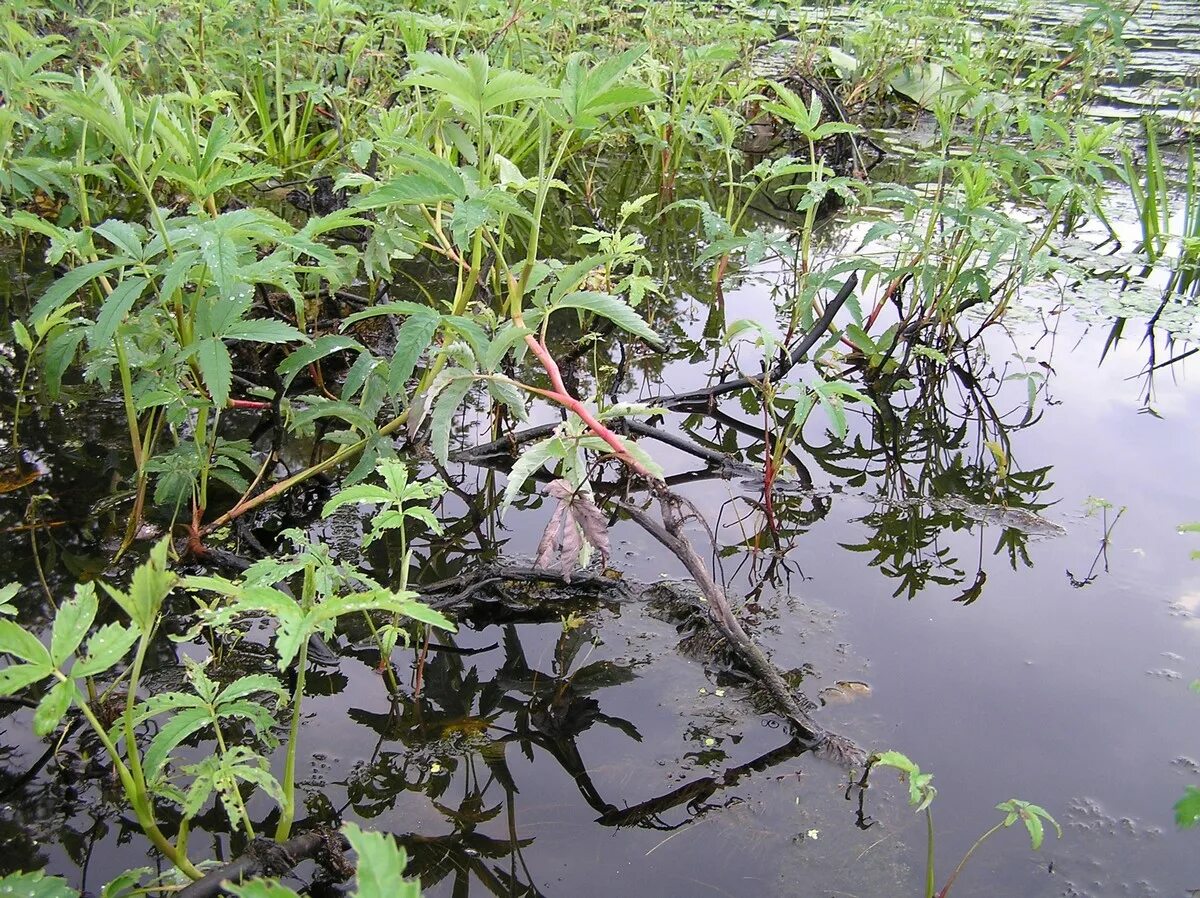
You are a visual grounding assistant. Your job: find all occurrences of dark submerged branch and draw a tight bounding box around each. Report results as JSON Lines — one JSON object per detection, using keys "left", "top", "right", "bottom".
{"left": 653, "top": 271, "right": 858, "bottom": 411}
{"left": 176, "top": 829, "right": 350, "bottom": 898}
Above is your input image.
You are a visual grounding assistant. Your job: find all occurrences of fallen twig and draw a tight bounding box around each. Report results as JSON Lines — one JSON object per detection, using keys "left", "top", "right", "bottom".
{"left": 176, "top": 829, "right": 350, "bottom": 898}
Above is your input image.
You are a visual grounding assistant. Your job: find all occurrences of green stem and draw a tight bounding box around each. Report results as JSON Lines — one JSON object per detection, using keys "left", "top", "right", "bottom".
{"left": 935, "top": 821, "right": 1004, "bottom": 898}
{"left": 925, "top": 807, "right": 936, "bottom": 898}
{"left": 275, "top": 566, "right": 314, "bottom": 841}
{"left": 71, "top": 666, "right": 202, "bottom": 879}
{"left": 212, "top": 717, "right": 256, "bottom": 838}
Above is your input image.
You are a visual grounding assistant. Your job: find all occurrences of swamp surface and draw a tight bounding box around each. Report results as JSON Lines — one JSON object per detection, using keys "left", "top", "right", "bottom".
{"left": 1, "top": 0, "right": 1200, "bottom": 896}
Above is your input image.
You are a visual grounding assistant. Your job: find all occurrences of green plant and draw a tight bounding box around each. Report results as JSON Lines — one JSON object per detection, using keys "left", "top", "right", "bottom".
{"left": 0, "top": 524, "right": 453, "bottom": 877}
{"left": 0, "top": 821, "right": 421, "bottom": 898}
{"left": 869, "top": 750, "right": 1061, "bottom": 898}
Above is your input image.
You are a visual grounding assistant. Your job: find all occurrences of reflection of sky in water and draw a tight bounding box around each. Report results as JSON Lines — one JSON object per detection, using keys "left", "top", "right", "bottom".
{"left": 596, "top": 253, "right": 1200, "bottom": 895}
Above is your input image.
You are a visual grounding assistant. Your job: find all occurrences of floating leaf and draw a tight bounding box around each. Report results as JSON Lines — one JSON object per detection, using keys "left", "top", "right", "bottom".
{"left": 0, "top": 465, "right": 41, "bottom": 494}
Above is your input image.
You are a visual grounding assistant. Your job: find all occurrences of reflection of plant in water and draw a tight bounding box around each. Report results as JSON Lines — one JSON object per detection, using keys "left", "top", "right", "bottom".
{"left": 821, "top": 346, "right": 1057, "bottom": 601}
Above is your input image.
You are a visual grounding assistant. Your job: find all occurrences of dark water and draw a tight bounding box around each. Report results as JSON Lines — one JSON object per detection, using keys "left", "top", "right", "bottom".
{"left": 4, "top": 258, "right": 1199, "bottom": 898}
{"left": 3, "top": 7, "right": 1200, "bottom": 897}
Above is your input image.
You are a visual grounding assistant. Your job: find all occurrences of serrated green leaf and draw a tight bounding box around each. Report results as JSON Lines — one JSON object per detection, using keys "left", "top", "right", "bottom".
{"left": 72, "top": 621, "right": 139, "bottom": 678}
{"left": 105, "top": 538, "right": 176, "bottom": 631}
{"left": 144, "top": 706, "right": 212, "bottom": 781}
{"left": 0, "top": 662, "right": 53, "bottom": 694}
{"left": 222, "top": 319, "right": 307, "bottom": 344}
{"left": 92, "top": 219, "right": 146, "bottom": 259}
{"left": 277, "top": 335, "right": 364, "bottom": 385}
{"left": 12, "top": 320, "right": 33, "bottom": 353}
{"left": 486, "top": 377, "right": 528, "bottom": 422}
{"left": 389, "top": 311, "right": 440, "bottom": 396}
{"left": 430, "top": 376, "right": 473, "bottom": 466}
{"left": 549, "top": 291, "right": 661, "bottom": 345}
{"left": 393, "top": 598, "right": 456, "bottom": 631}
{"left": 500, "top": 436, "right": 564, "bottom": 515}
{"left": 215, "top": 673, "right": 284, "bottom": 705}
{"left": 343, "top": 822, "right": 420, "bottom": 898}
{"left": 88, "top": 276, "right": 148, "bottom": 349}
{"left": 321, "top": 484, "right": 393, "bottom": 517}
{"left": 30, "top": 258, "right": 125, "bottom": 323}
{"left": 50, "top": 584, "right": 98, "bottom": 667}
{"left": 0, "top": 870, "right": 79, "bottom": 898}
{"left": 483, "top": 322, "right": 533, "bottom": 373}
{"left": 224, "top": 881, "right": 302, "bottom": 898}
{"left": 100, "top": 867, "right": 151, "bottom": 898}
{"left": 43, "top": 325, "right": 86, "bottom": 399}
{"left": 353, "top": 172, "right": 460, "bottom": 209}
{"left": 0, "top": 619, "right": 52, "bottom": 667}
{"left": 196, "top": 337, "right": 233, "bottom": 409}
{"left": 33, "top": 678, "right": 76, "bottom": 737}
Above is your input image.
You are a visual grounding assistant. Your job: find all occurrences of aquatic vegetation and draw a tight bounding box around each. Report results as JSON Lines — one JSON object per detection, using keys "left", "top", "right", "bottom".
{"left": 867, "top": 751, "right": 1061, "bottom": 898}
{"left": 0, "top": 0, "right": 1184, "bottom": 892}
{"left": 0, "top": 821, "right": 421, "bottom": 898}
{"left": 0, "top": 531, "right": 451, "bottom": 880}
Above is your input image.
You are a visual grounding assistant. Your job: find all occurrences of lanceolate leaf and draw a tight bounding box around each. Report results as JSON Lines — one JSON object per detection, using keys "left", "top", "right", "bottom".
{"left": 222, "top": 319, "right": 307, "bottom": 344}
{"left": 500, "top": 437, "right": 564, "bottom": 515}
{"left": 486, "top": 377, "right": 529, "bottom": 421}
{"left": 388, "top": 310, "right": 440, "bottom": 395}
{"left": 548, "top": 291, "right": 662, "bottom": 345}
{"left": 196, "top": 337, "right": 233, "bottom": 408}
{"left": 88, "top": 276, "right": 148, "bottom": 348}
{"left": 429, "top": 375, "right": 474, "bottom": 466}
{"left": 43, "top": 326, "right": 87, "bottom": 399}
{"left": 278, "top": 336, "right": 364, "bottom": 386}
{"left": 340, "top": 301, "right": 434, "bottom": 328}
{"left": 30, "top": 258, "right": 125, "bottom": 322}
{"left": 143, "top": 706, "right": 212, "bottom": 781}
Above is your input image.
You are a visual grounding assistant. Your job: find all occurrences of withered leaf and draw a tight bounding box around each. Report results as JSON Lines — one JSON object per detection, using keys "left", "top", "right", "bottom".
{"left": 533, "top": 479, "right": 612, "bottom": 582}
{"left": 0, "top": 465, "right": 40, "bottom": 494}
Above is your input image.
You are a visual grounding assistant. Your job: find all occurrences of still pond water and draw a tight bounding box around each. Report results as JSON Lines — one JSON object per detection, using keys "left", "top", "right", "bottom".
{"left": 2, "top": 3, "right": 1200, "bottom": 898}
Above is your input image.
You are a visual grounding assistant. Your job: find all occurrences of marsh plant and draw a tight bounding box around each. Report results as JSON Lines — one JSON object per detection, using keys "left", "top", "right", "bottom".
{"left": 0, "top": 0, "right": 1150, "bottom": 889}
{"left": 868, "top": 751, "right": 1061, "bottom": 898}
{"left": 0, "top": 528, "right": 452, "bottom": 883}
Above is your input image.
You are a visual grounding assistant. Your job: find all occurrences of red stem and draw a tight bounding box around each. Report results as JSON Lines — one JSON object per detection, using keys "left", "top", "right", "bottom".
{"left": 522, "top": 335, "right": 658, "bottom": 482}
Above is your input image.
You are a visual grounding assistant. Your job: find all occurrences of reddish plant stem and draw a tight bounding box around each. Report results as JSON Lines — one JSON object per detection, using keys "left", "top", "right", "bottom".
{"left": 521, "top": 334, "right": 658, "bottom": 482}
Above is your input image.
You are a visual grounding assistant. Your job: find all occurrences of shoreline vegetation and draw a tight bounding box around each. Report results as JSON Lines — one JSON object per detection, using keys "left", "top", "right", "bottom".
{"left": 0, "top": 0, "right": 1195, "bottom": 894}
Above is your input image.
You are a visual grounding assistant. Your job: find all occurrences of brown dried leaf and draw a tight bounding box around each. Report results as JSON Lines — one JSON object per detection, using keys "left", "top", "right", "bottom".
{"left": 0, "top": 466, "right": 40, "bottom": 494}
{"left": 533, "top": 479, "right": 612, "bottom": 582}
{"left": 565, "top": 489, "right": 610, "bottom": 564}
{"left": 535, "top": 503, "right": 567, "bottom": 573}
